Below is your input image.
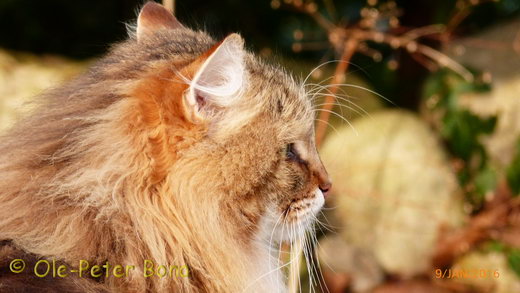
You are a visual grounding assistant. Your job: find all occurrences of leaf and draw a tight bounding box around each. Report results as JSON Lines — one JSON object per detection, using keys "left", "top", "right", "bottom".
{"left": 441, "top": 110, "right": 497, "bottom": 161}
{"left": 423, "top": 70, "right": 451, "bottom": 101}
{"left": 507, "top": 249, "right": 520, "bottom": 278}
{"left": 485, "top": 240, "right": 505, "bottom": 252}
{"left": 474, "top": 165, "right": 497, "bottom": 198}
{"left": 422, "top": 68, "right": 497, "bottom": 205}
{"left": 423, "top": 68, "right": 492, "bottom": 112}
{"left": 506, "top": 139, "right": 520, "bottom": 197}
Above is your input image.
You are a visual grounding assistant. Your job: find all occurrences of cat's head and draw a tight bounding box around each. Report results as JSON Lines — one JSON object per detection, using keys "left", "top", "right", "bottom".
{"left": 121, "top": 2, "right": 331, "bottom": 245}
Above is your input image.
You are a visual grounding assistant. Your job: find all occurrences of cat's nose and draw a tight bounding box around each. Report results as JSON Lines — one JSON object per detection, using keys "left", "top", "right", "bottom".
{"left": 319, "top": 180, "right": 332, "bottom": 197}
{"left": 308, "top": 151, "right": 331, "bottom": 197}
{"left": 302, "top": 140, "right": 332, "bottom": 197}
{"left": 314, "top": 162, "right": 332, "bottom": 197}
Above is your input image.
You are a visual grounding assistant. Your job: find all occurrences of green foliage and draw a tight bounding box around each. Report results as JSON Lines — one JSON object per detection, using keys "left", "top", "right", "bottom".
{"left": 484, "top": 240, "right": 506, "bottom": 253}
{"left": 484, "top": 242, "right": 520, "bottom": 278}
{"left": 423, "top": 69, "right": 497, "bottom": 207}
{"left": 441, "top": 110, "right": 496, "bottom": 162}
{"left": 506, "top": 139, "right": 520, "bottom": 196}
{"left": 474, "top": 165, "right": 497, "bottom": 199}
{"left": 508, "top": 249, "right": 520, "bottom": 278}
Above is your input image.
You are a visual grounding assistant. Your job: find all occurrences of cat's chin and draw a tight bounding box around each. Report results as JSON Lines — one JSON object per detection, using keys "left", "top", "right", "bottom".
{"left": 267, "top": 189, "right": 325, "bottom": 244}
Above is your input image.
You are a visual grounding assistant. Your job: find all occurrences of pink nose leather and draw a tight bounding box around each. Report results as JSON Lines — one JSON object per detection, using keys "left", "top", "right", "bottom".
{"left": 319, "top": 181, "right": 332, "bottom": 197}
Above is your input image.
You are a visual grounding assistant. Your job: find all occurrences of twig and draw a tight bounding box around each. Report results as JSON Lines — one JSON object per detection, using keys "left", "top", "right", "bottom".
{"left": 432, "top": 181, "right": 515, "bottom": 269}
{"left": 350, "top": 29, "right": 474, "bottom": 82}
{"left": 513, "top": 30, "right": 520, "bottom": 55}
{"left": 402, "top": 24, "right": 446, "bottom": 40}
{"left": 416, "top": 44, "right": 473, "bottom": 82}
{"left": 443, "top": 0, "right": 497, "bottom": 42}
{"left": 315, "top": 36, "right": 359, "bottom": 146}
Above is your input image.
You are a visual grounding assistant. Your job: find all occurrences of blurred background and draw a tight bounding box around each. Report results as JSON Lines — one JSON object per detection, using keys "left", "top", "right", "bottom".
{"left": 1, "top": 0, "right": 520, "bottom": 292}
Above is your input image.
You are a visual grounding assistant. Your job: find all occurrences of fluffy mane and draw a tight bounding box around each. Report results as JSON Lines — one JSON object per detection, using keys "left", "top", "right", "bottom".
{"left": 0, "top": 28, "right": 271, "bottom": 293}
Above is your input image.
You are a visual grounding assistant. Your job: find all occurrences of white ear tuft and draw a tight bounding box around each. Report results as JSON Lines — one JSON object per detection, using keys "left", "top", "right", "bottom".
{"left": 186, "top": 34, "right": 246, "bottom": 114}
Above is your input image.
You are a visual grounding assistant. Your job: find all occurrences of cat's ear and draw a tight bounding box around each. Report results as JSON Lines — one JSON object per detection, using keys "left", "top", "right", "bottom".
{"left": 137, "top": 2, "right": 183, "bottom": 41}
{"left": 182, "top": 34, "right": 246, "bottom": 123}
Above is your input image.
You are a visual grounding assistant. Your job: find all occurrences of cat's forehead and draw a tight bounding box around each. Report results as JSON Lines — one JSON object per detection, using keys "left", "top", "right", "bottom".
{"left": 243, "top": 55, "right": 314, "bottom": 134}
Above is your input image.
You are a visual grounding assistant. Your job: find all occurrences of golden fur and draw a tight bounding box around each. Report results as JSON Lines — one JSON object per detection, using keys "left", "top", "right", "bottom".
{"left": 0, "top": 2, "right": 330, "bottom": 292}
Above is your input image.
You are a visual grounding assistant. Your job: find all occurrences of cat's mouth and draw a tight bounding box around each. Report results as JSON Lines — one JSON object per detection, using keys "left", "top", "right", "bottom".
{"left": 284, "top": 189, "right": 324, "bottom": 223}
{"left": 270, "top": 188, "right": 325, "bottom": 243}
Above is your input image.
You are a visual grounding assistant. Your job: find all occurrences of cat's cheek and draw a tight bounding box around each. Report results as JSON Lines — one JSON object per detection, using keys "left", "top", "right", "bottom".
{"left": 311, "top": 188, "right": 325, "bottom": 215}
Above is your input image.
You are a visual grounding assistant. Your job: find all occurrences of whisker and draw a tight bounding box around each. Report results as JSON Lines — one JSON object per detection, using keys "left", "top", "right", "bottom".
{"left": 315, "top": 109, "right": 359, "bottom": 136}
{"left": 321, "top": 83, "right": 395, "bottom": 105}
{"left": 312, "top": 102, "right": 346, "bottom": 122}
{"left": 312, "top": 102, "right": 364, "bottom": 118}
{"left": 307, "top": 84, "right": 372, "bottom": 119}
{"left": 304, "top": 228, "right": 331, "bottom": 293}
{"left": 313, "top": 217, "right": 336, "bottom": 235}
{"left": 317, "top": 211, "right": 342, "bottom": 231}
{"left": 306, "top": 223, "right": 329, "bottom": 293}
{"left": 268, "top": 212, "right": 286, "bottom": 283}
{"left": 303, "top": 60, "right": 372, "bottom": 87}
{"left": 311, "top": 214, "right": 339, "bottom": 233}
{"left": 319, "top": 205, "right": 338, "bottom": 211}
{"left": 313, "top": 118, "right": 340, "bottom": 137}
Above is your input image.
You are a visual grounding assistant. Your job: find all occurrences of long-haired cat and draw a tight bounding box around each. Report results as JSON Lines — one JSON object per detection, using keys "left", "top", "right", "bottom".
{"left": 0, "top": 2, "right": 331, "bottom": 292}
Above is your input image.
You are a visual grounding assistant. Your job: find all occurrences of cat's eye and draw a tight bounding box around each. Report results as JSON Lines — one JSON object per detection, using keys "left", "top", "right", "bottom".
{"left": 286, "top": 143, "right": 298, "bottom": 160}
